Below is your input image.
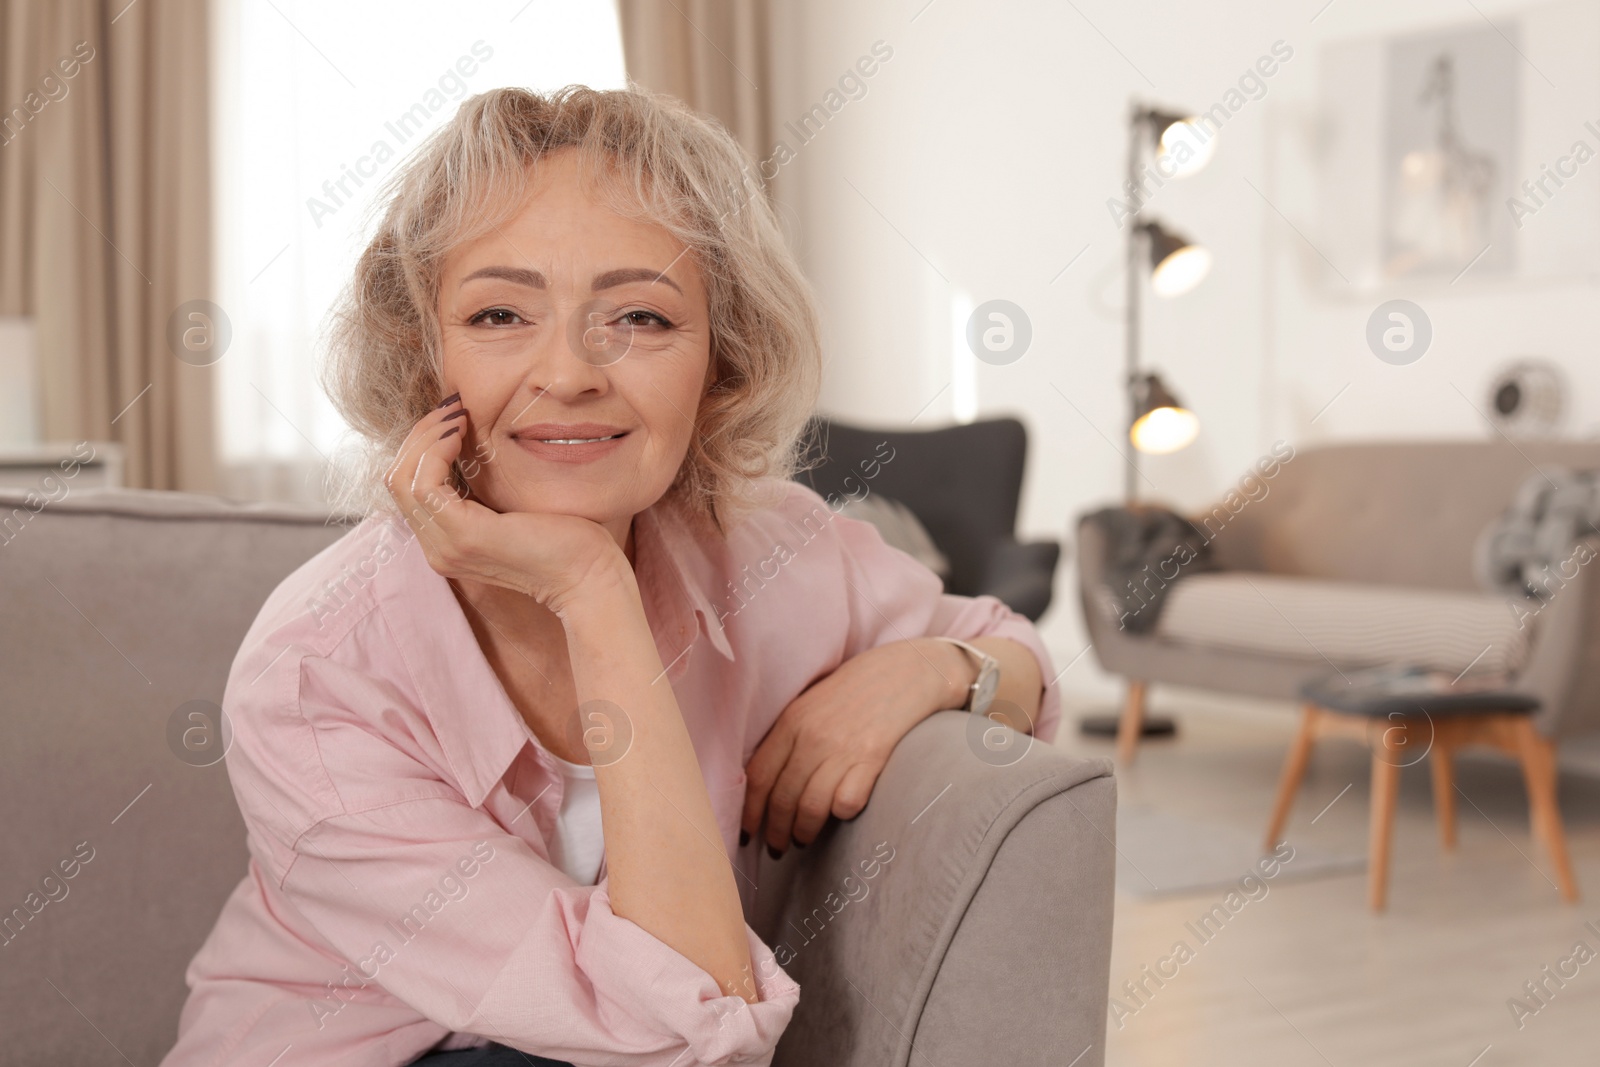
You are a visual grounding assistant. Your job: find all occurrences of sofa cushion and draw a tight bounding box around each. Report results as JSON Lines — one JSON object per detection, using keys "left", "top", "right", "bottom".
{"left": 1153, "top": 572, "right": 1532, "bottom": 676}
{"left": 0, "top": 487, "right": 354, "bottom": 1065}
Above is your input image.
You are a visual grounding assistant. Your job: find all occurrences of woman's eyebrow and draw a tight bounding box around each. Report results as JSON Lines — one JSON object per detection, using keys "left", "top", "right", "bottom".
{"left": 459, "top": 265, "right": 682, "bottom": 295}
{"left": 592, "top": 267, "right": 682, "bottom": 294}
{"left": 461, "top": 266, "right": 545, "bottom": 289}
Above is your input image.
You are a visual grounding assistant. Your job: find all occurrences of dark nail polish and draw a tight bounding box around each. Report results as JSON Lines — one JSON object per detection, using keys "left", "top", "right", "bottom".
{"left": 441, "top": 408, "right": 468, "bottom": 422}
{"left": 766, "top": 844, "right": 782, "bottom": 861}
{"left": 436, "top": 392, "right": 461, "bottom": 409}
{"left": 739, "top": 829, "right": 749, "bottom": 847}
{"left": 440, "top": 426, "right": 461, "bottom": 439}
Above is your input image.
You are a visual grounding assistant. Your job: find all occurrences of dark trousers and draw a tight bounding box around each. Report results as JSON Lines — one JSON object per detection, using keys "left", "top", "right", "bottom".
{"left": 408, "top": 1042, "right": 575, "bottom": 1066}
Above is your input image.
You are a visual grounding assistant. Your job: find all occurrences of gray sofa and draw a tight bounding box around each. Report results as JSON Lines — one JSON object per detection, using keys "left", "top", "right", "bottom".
{"left": 1078, "top": 440, "right": 1600, "bottom": 760}
{"left": 0, "top": 486, "right": 1115, "bottom": 1067}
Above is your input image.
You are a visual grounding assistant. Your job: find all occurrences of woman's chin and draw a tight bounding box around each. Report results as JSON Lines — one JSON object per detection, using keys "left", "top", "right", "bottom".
{"left": 474, "top": 484, "right": 646, "bottom": 526}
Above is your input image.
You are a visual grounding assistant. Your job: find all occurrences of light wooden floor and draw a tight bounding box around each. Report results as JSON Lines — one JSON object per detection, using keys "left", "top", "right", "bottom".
{"left": 1054, "top": 690, "right": 1600, "bottom": 1067}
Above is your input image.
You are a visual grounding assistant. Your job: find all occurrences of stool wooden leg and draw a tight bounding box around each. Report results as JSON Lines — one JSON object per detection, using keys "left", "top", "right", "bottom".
{"left": 1513, "top": 720, "right": 1579, "bottom": 903}
{"left": 1368, "top": 733, "right": 1404, "bottom": 913}
{"left": 1265, "top": 705, "right": 1319, "bottom": 852}
{"left": 1430, "top": 739, "right": 1457, "bottom": 851}
{"left": 1116, "top": 680, "right": 1148, "bottom": 766}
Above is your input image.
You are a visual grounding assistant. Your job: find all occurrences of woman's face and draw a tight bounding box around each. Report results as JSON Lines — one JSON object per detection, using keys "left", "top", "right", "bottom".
{"left": 436, "top": 148, "right": 712, "bottom": 542}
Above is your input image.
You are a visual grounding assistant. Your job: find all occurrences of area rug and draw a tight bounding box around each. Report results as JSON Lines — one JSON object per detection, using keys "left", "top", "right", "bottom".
{"left": 1113, "top": 805, "right": 1366, "bottom": 899}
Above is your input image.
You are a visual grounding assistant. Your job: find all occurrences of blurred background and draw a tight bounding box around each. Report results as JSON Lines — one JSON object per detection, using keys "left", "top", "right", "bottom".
{"left": 9, "top": 0, "right": 1600, "bottom": 707}
{"left": 6, "top": 1, "right": 1600, "bottom": 1064}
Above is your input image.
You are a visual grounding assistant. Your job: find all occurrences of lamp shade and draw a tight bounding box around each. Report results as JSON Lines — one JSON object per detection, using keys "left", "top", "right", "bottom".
{"left": 1129, "top": 373, "right": 1199, "bottom": 454}
{"left": 1156, "top": 117, "right": 1217, "bottom": 178}
{"left": 1143, "top": 220, "right": 1211, "bottom": 297}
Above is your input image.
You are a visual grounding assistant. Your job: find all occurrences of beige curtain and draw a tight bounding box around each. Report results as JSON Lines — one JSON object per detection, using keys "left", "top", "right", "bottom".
{"left": 0, "top": 0, "right": 215, "bottom": 492}
{"left": 615, "top": 0, "right": 773, "bottom": 167}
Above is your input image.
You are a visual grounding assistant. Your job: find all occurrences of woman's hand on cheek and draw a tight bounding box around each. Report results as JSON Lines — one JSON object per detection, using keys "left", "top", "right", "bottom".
{"left": 383, "top": 396, "right": 627, "bottom": 616}
{"left": 740, "top": 639, "right": 956, "bottom": 856}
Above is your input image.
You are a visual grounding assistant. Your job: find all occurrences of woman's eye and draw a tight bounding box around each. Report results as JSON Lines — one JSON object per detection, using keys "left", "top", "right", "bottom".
{"left": 470, "top": 308, "right": 525, "bottom": 327}
{"left": 619, "top": 310, "right": 672, "bottom": 329}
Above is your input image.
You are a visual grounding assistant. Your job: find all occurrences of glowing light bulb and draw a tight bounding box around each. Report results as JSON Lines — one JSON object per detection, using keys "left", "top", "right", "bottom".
{"left": 1158, "top": 118, "right": 1217, "bottom": 178}
{"left": 1151, "top": 244, "right": 1212, "bottom": 297}
{"left": 1130, "top": 406, "right": 1200, "bottom": 454}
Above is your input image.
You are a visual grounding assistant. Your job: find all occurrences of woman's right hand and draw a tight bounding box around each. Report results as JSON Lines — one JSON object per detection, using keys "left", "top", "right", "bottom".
{"left": 383, "top": 394, "right": 629, "bottom": 618}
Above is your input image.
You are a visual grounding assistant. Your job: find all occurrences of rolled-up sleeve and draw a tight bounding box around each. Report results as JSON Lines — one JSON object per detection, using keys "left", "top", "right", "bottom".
{"left": 285, "top": 804, "right": 797, "bottom": 1066}
{"left": 230, "top": 650, "right": 799, "bottom": 1067}
{"left": 826, "top": 500, "right": 1062, "bottom": 744}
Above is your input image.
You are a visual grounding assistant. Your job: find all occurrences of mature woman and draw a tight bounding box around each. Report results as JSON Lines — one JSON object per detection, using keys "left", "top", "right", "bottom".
{"left": 162, "top": 85, "right": 1060, "bottom": 1067}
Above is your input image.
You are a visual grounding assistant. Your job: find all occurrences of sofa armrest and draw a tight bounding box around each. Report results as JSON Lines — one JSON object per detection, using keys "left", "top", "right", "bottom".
{"left": 752, "top": 711, "right": 1116, "bottom": 1067}
{"left": 1074, "top": 515, "right": 1151, "bottom": 679}
{"left": 1511, "top": 534, "right": 1600, "bottom": 739}
{"left": 977, "top": 538, "right": 1062, "bottom": 621}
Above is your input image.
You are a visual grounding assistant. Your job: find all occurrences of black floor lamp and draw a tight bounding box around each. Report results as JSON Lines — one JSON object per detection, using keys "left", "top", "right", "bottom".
{"left": 1079, "top": 100, "right": 1214, "bottom": 743}
{"left": 1123, "top": 102, "right": 1209, "bottom": 499}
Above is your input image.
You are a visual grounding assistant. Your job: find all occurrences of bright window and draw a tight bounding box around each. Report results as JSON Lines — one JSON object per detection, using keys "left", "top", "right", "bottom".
{"left": 212, "top": 0, "right": 627, "bottom": 503}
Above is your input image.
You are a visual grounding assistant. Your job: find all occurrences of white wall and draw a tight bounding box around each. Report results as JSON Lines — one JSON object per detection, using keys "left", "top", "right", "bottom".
{"left": 0, "top": 318, "right": 39, "bottom": 446}
{"left": 765, "top": 0, "right": 1600, "bottom": 709}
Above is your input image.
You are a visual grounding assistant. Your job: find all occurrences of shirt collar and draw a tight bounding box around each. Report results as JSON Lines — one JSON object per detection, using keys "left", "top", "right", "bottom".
{"left": 634, "top": 494, "right": 738, "bottom": 667}
{"left": 370, "top": 494, "right": 734, "bottom": 808}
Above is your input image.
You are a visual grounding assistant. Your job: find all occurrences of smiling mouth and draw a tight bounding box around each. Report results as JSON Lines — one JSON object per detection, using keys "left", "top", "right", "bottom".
{"left": 535, "top": 434, "right": 625, "bottom": 444}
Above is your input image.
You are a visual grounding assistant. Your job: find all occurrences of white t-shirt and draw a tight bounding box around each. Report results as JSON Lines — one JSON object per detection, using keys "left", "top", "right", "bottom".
{"left": 545, "top": 750, "right": 606, "bottom": 886}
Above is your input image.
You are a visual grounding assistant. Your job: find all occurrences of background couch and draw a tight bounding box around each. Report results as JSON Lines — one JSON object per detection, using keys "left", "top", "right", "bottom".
{"left": 1078, "top": 441, "right": 1600, "bottom": 761}
{"left": 0, "top": 486, "right": 1114, "bottom": 1067}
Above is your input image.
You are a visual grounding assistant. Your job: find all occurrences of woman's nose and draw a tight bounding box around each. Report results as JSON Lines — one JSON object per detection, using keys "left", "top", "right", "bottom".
{"left": 521, "top": 303, "right": 617, "bottom": 401}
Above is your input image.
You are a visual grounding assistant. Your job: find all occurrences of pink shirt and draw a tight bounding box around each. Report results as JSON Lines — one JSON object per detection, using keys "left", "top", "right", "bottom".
{"left": 162, "top": 478, "right": 1061, "bottom": 1067}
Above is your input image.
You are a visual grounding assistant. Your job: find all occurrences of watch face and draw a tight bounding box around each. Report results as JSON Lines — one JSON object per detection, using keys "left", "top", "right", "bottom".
{"left": 973, "top": 663, "right": 1000, "bottom": 715}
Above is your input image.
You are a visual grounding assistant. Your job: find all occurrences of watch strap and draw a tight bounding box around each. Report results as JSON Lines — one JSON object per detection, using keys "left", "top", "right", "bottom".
{"left": 931, "top": 636, "right": 999, "bottom": 711}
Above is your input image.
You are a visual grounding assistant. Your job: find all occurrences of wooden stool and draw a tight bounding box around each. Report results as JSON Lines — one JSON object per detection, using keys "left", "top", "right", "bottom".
{"left": 1264, "top": 677, "right": 1579, "bottom": 913}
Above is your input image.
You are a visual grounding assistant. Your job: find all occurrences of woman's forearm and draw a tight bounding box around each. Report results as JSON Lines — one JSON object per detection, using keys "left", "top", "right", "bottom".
{"left": 560, "top": 559, "right": 757, "bottom": 1002}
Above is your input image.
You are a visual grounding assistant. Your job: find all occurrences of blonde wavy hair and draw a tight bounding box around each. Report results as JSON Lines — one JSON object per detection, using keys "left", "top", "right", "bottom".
{"left": 322, "top": 84, "right": 823, "bottom": 534}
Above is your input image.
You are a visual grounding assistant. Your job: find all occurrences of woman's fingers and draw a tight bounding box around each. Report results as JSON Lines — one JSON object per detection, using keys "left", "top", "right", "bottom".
{"left": 379, "top": 395, "right": 621, "bottom": 604}
{"left": 384, "top": 400, "right": 447, "bottom": 505}
{"left": 741, "top": 714, "right": 798, "bottom": 846}
{"left": 760, "top": 735, "right": 831, "bottom": 853}
{"left": 830, "top": 762, "right": 879, "bottom": 822}
{"left": 407, "top": 427, "right": 475, "bottom": 568}
{"left": 410, "top": 412, "right": 467, "bottom": 516}
{"left": 789, "top": 758, "right": 853, "bottom": 846}
{"left": 759, "top": 758, "right": 805, "bottom": 853}
{"left": 386, "top": 396, "right": 467, "bottom": 538}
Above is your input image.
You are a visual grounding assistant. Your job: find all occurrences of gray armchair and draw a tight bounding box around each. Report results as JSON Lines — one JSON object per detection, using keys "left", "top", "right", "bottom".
{"left": 794, "top": 415, "right": 1061, "bottom": 621}
{"left": 0, "top": 487, "right": 1114, "bottom": 1067}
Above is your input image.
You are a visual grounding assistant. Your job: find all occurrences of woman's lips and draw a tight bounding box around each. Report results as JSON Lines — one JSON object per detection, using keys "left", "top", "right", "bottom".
{"left": 511, "top": 428, "right": 630, "bottom": 464}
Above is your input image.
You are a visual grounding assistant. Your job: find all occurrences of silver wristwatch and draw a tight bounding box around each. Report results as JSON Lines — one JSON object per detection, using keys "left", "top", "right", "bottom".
{"left": 933, "top": 637, "right": 1000, "bottom": 716}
